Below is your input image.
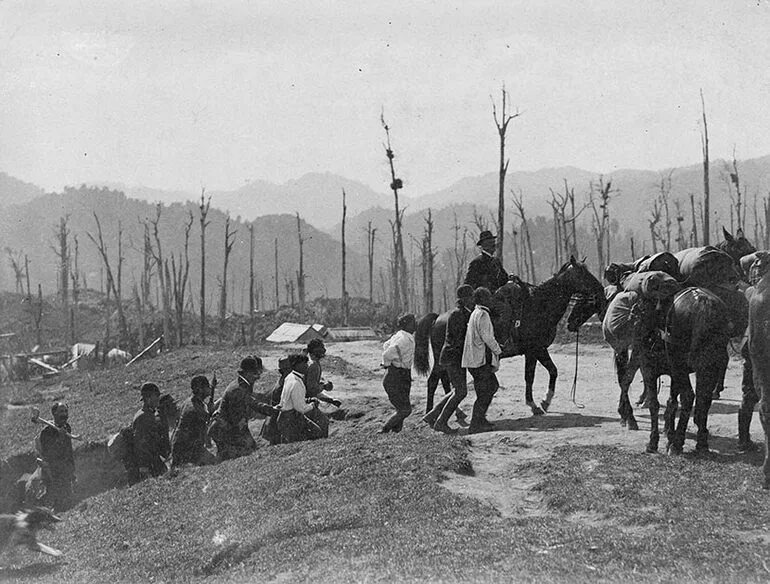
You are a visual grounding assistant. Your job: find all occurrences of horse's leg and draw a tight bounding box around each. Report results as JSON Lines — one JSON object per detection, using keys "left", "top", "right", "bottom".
{"left": 536, "top": 347, "right": 557, "bottom": 413}
{"left": 616, "top": 349, "right": 638, "bottom": 430}
{"left": 693, "top": 347, "right": 727, "bottom": 454}
{"left": 524, "top": 352, "right": 544, "bottom": 416}
{"left": 712, "top": 364, "right": 726, "bottom": 399}
{"left": 760, "top": 403, "right": 770, "bottom": 490}
{"left": 645, "top": 367, "right": 661, "bottom": 453}
{"left": 669, "top": 365, "right": 693, "bottom": 455}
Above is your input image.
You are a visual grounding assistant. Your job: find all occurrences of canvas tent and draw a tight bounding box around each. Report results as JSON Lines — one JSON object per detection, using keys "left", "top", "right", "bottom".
{"left": 326, "top": 327, "right": 379, "bottom": 341}
{"left": 266, "top": 322, "right": 327, "bottom": 344}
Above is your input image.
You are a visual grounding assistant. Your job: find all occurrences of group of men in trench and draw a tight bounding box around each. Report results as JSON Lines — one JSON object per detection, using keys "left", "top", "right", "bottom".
{"left": 29, "top": 229, "right": 525, "bottom": 512}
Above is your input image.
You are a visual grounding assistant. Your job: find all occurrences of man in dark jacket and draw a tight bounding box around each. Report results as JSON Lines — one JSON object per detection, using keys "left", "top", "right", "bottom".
{"left": 213, "top": 356, "right": 278, "bottom": 460}
{"left": 171, "top": 375, "right": 217, "bottom": 466}
{"left": 38, "top": 402, "right": 76, "bottom": 511}
{"left": 464, "top": 230, "right": 513, "bottom": 345}
{"left": 132, "top": 383, "right": 171, "bottom": 480}
{"left": 422, "top": 285, "right": 474, "bottom": 434}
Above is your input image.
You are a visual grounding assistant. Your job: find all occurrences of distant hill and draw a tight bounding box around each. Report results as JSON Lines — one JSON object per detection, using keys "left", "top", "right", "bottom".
{"left": 0, "top": 172, "right": 45, "bottom": 207}
{"left": 0, "top": 187, "right": 370, "bottom": 302}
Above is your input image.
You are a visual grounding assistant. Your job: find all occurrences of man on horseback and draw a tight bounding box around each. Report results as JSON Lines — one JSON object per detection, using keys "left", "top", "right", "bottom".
{"left": 464, "top": 230, "right": 514, "bottom": 347}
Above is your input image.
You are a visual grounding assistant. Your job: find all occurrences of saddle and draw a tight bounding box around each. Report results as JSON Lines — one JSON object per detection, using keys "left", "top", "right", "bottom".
{"left": 494, "top": 277, "right": 534, "bottom": 349}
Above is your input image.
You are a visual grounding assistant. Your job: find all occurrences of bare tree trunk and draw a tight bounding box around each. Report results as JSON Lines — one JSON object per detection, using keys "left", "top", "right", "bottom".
{"left": 24, "top": 255, "right": 31, "bottom": 298}
{"left": 689, "top": 193, "right": 699, "bottom": 246}
{"left": 219, "top": 215, "right": 237, "bottom": 341}
{"left": 366, "top": 220, "right": 377, "bottom": 304}
{"left": 296, "top": 213, "right": 306, "bottom": 316}
{"left": 171, "top": 212, "right": 193, "bottom": 346}
{"left": 421, "top": 209, "right": 435, "bottom": 313}
{"left": 381, "top": 112, "right": 408, "bottom": 311}
{"left": 701, "top": 89, "right": 710, "bottom": 245}
{"left": 491, "top": 85, "right": 521, "bottom": 262}
{"left": 249, "top": 223, "right": 255, "bottom": 343}
{"left": 199, "top": 189, "right": 212, "bottom": 344}
{"left": 274, "top": 238, "right": 279, "bottom": 309}
{"left": 341, "top": 190, "right": 348, "bottom": 325}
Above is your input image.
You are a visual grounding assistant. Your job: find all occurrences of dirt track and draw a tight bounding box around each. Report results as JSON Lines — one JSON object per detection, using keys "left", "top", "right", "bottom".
{"left": 266, "top": 340, "right": 752, "bottom": 519}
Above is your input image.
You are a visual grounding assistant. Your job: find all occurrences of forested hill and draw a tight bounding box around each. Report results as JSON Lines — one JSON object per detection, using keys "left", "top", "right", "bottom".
{"left": 0, "top": 187, "right": 369, "bottom": 305}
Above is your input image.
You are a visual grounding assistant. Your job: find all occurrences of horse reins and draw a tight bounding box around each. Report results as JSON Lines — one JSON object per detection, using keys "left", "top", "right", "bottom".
{"left": 570, "top": 327, "right": 585, "bottom": 409}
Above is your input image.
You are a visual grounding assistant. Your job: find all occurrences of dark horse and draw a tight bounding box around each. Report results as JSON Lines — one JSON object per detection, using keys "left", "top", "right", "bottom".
{"left": 414, "top": 257, "right": 606, "bottom": 416}
{"left": 604, "top": 229, "right": 755, "bottom": 434}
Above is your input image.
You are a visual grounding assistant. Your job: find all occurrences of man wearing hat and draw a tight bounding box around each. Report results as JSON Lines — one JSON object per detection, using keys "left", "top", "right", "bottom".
{"left": 214, "top": 356, "right": 278, "bottom": 460}
{"left": 464, "top": 230, "right": 514, "bottom": 346}
{"left": 304, "top": 339, "right": 340, "bottom": 439}
{"left": 421, "top": 284, "right": 475, "bottom": 434}
{"left": 38, "top": 402, "right": 77, "bottom": 511}
{"left": 132, "top": 382, "right": 171, "bottom": 480}
{"left": 170, "top": 375, "right": 217, "bottom": 466}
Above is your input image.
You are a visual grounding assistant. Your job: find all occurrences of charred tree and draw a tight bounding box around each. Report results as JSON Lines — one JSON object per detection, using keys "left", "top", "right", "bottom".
{"left": 491, "top": 84, "right": 521, "bottom": 262}
{"left": 341, "top": 190, "right": 349, "bottom": 325}
{"left": 381, "top": 111, "right": 408, "bottom": 311}
{"left": 199, "top": 188, "right": 212, "bottom": 344}
{"left": 420, "top": 209, "right": 436, "bottom": 313}
{"left": 365, "top": 220, "right": 377, "bottom": 304}
{"left": 700, "top": 89, "right": 711, "bottom": 245}
{"left": 274, "top": 238, "right": 279, "bottom": 309}
{"left": 248, "top": 223, "right": 255, "bottom": 343}
{"left": 511, "top": 190, "right": 536, "bottom": 282}
{"left": 171, "top": 211, "right": 194, "bottom": 346}
{"left": 218, "top": 214, "right": 237, "bottom": 341}
{"left": 296, "top": 212, "right": 306, "bottom": 316}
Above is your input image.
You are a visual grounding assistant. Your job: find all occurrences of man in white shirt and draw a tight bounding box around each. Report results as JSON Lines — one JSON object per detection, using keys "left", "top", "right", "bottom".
{"left": 277, "top": 353, "right": 321, "bottom": 443}
{"left": 462, "top": 287, "right": 502, "bottom": 433}
{"left": 380, "top": 313, "right": 417, "bottom": 433}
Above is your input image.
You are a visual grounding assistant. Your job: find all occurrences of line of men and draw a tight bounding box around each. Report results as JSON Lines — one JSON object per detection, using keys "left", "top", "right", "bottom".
{"left": 378, "top": 228, "right": 515, "bottom": 436}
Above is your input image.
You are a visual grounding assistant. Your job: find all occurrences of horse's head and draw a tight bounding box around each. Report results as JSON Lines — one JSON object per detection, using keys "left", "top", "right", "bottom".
{"left": 557, "top": 257, "right": 607, "bottom": 329}
{"left": 720, "top": 227, "right": 757, "bottom": 278}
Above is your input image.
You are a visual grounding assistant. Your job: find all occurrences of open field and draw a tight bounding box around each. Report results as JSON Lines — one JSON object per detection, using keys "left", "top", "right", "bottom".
{"left": 1, "top": 340, "right": 769, "bottom": 583}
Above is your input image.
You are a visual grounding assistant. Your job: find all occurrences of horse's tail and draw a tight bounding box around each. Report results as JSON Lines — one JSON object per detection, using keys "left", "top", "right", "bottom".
{"left": 414, "top": 313, "right": 439, "bottom": 376}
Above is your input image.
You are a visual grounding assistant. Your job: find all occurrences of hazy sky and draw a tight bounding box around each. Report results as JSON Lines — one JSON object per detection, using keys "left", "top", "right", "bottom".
{"left": 2, "top": 0, "right": 770, "bottom": 198}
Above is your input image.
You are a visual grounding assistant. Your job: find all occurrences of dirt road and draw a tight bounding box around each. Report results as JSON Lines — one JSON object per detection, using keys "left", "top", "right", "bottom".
{"left": 261, "top": 340, "right": 752, "bottom": 518}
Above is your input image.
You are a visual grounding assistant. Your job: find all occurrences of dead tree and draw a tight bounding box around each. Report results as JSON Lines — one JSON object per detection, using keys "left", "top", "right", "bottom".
{"left": 365, "top": 220, "right": 377, "bottom": 303}
{"left": 199, "top": 188, "right": 212, "bottom": 344}
{"left": 723, "top": 149, "right": 747, "bottom": 234}
{"left": 148, "top": 205, "right": 172, "bottom": 347}
{"left": 170, "top": 211, "right": 193, "bottom": 346}
{"left": 511, "top": 190, "right": 536, "bottom": 282}
{"left": 689, "top": 193, "right": 700, "bottom": 247}
{"left": 86, "top": 213, "right": 128, "bottom": 348}
{"left": 491, "top": 84, "right": 521, "bottom": 262}
{"left": 341, "top": 190, "right": 349, "bottom": 325}
{"left": 648, "top": 199, "right": 662, "bottom": 254}
{"left": 274, "top": 238, "right": 279, "bottom": 309}
{"left": 674, "top": 200, "right": 687, "bottom": 251}
{"left": 5, "top": 248, "right": 25, "bottom": 294}
{"left": 69, "top": 235, "right": 80, "bottom": 343}
{"left": 31, "top": 284, "right": 44, "bottom": 348}
{"left": 52, "top": 217, "right": 70, "bottom": 311}
{"left": 24, "top": 255, "right": 30, "bottom": 298}
{"left": 218, "top": 214, "right": 237, "bottom": 340}
{"left": 700, "top": 89, "right": 711, "bottom": 245}
{"left": 296, "top": 213, "right": 306, "bottom": 316}
{"left": 588, "top": 178, "right": 614, "bottom": 278}
{"left": 420, "top": 209, "right": 436, "bottom": 313}
{"left": 381, "top": 111, "right": 408, "bottom": 311}
{"left": 248, "top": 223, "right": 255, "bottom": 342}
{"left": 450, "top": 211, "right": 469, "bottom": 289}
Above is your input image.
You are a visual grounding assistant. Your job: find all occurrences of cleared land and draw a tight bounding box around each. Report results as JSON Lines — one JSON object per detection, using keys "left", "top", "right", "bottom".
{"left": 1, "top": 340, "right": 769, "bottom": 583}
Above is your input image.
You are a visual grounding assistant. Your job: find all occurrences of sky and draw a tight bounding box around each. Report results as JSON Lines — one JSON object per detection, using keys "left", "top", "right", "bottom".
{"left": 1, "top": 0, "right": 770, "bottom": 198}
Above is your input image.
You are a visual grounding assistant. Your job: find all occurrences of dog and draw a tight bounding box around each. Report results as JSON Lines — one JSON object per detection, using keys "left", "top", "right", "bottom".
{"left": 0, "top": 507, "right": 63, "bottom": 560}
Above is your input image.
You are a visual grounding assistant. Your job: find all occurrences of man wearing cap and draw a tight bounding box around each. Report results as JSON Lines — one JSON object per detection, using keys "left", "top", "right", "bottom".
{"left": 132, "top": 382, "right": 171, "bottom": 480}
{"left": 215, "top": 356, "right": 277, "bottom": 460}
{"left": 305, "top": 339, "right": 341, "bottom": 439}
{"left": 261, "top": 355, "right": 292, "bottom": 445}
{"left": 462, "top": 287, "right": 502, "bottom": 433}
{"left": 465, "top": 230, "right": 514, "bottom": 346}
{"left": 170, "top": 375, "right": 217, "bottom": 466}
{"left": 422, "top": 285, "right": 475, "bottom": 434}
{"left": 380, "top": 313, "right": 417, "bottom": 433}
{"left": 38, "top": 402, "right": 76, "bottom": 511}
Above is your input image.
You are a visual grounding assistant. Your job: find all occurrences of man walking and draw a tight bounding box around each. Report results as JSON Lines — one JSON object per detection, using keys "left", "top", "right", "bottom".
{"left": 422, "top": 285, "right": 474, "bottom": 434}
{"left": 380, "top": 314, "right": 416, "bottom": 433}
{"left": 462, "top": 287, "right": 502, "bottom": 433}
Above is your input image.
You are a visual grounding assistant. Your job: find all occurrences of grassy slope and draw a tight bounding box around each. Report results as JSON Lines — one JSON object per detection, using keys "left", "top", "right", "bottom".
{"left": 2, "top": 348, "right": 770, "bottom": 582}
